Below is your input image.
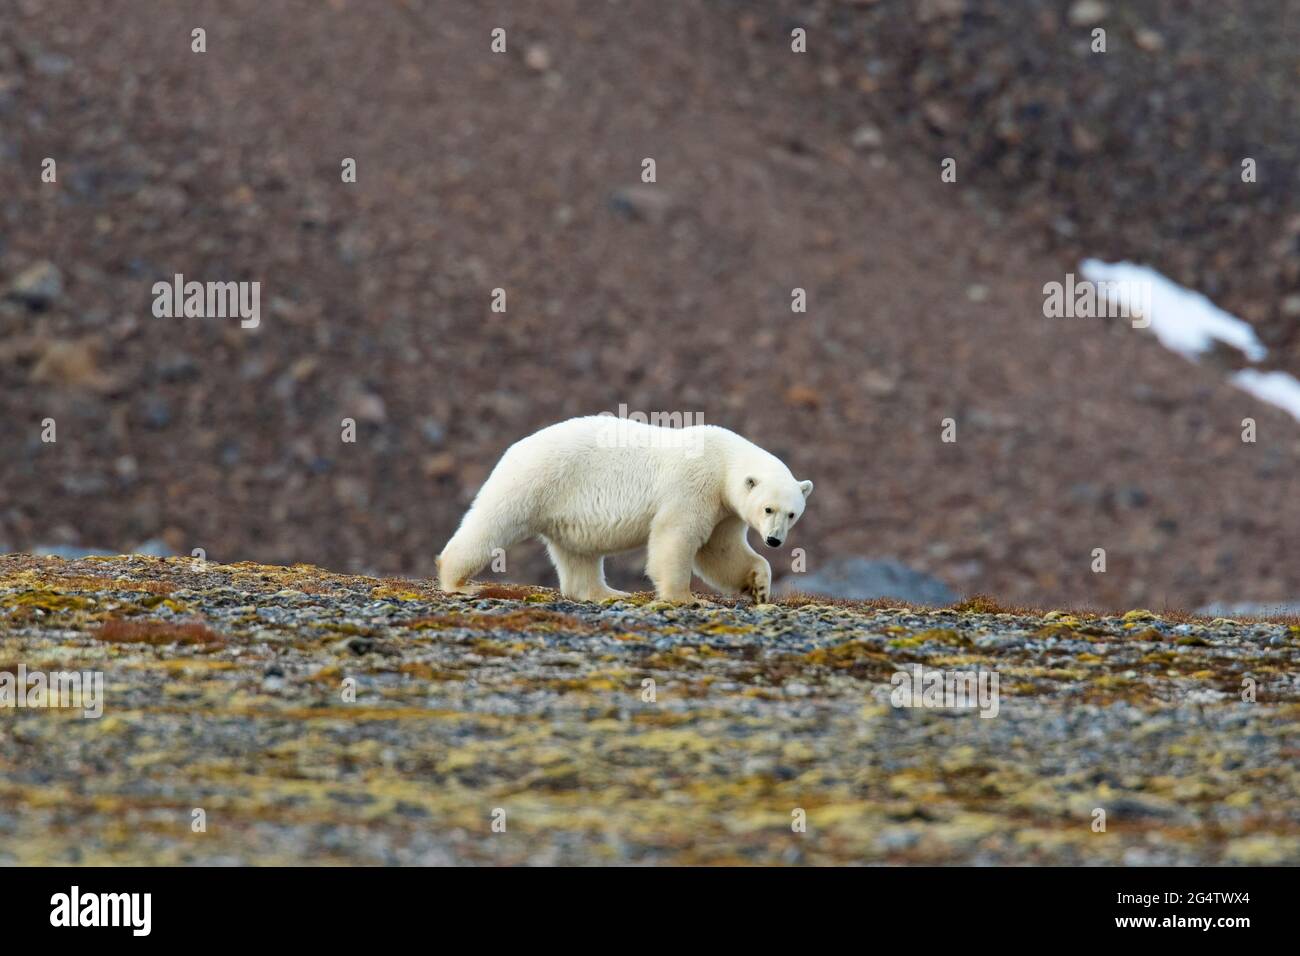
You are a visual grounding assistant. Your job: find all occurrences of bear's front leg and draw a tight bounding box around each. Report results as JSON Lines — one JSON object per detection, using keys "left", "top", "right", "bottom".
{"left": 646, "top": 512, "right": 708, "bottom": 603}
{"left": 694, "top": 516, "right": 771, "bottom": 604}
{"left": 742, "top": 560, "right": 771, "bottom": 604}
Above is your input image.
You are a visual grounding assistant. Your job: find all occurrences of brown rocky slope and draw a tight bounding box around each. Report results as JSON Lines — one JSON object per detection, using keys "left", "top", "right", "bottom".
{"left": 0, "top": 1, "right": 1295, "bottom": 610}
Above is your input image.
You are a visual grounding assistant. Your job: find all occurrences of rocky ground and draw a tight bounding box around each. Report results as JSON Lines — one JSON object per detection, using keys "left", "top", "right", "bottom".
{"left": 1, "top": 0, "right": 1298, "bottom": 611}
{"left": 2, "top": 554, "right": 1297, "bottom": 865}
{"left": 782, "top": 0, "right": 1300, "bottom": 368}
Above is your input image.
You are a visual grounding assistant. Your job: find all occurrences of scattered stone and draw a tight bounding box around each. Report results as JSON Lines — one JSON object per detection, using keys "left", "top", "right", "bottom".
{"left": 1, "top": 554, "right": 1293, "bottom": 865}
{"left": 524, "top": 45, "right": 552, "bottom": 72}
{"left": 33, "top": 52, "right": 73, "bottom": 76}
{"left": 859, "top": 369, "right": 899, "bottom": 396}
{"left": 850, "top": 124, "right": 884, "bottom": 150}
{"left": 608, "top": 185, "right": 673, "bottom": 224}
{"left": 140, "top": 395, "right": 173, "bottom": 429}
{"left": 1133, "top": 27, "right": 1165, "bottom": 52}
{"left": 420, "top": 418, "right": 447, "bottom": 446}
{"left": 6, "top": 261, "right": 63, "bottom": 308}
{"left": 1068, "top": 1, "right": 1108, "bottom": 27}
{"left": 155, "top": 350, "right": 199, "bottom": 382}
{"left": 778, "top": 557, "right": 957, "bottom": 605}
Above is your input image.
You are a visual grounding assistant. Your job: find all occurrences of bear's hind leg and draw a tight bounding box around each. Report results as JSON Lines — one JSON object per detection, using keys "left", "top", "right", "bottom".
{"left": 438, "top": 506, "right": 526, "bottom": 593}
{"left": 543, "top": 539, "right": 628, "bottom": 602}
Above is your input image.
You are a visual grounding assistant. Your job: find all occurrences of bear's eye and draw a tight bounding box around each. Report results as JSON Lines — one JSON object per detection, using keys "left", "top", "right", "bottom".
{"left": 788, "top": 512, "right": 795, "bottom": 519}
{"left": 764, "top": 508, "right": 773, "bottom": 514}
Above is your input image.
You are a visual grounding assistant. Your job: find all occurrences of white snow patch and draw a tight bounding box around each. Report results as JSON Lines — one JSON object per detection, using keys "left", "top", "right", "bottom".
{"left": 1079, "top": 258, "right": 1300, "bottom": 424}
{"left": 1230, "top": 369, "right": 1300, "bottom": 424}
{"left": 1079, "top": 259, "right": 1267, "bottom": 362}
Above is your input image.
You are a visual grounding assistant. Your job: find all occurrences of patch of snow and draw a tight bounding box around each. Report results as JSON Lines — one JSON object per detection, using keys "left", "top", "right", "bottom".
{"left": 1230, "top": 369, "right": 1300, "bottom": 423}
{"left": 1079, "top": 259, "right": 1267, "bottom": 362}
{"left": 1080, "top": 258, "right": 1300, "bottom": 424}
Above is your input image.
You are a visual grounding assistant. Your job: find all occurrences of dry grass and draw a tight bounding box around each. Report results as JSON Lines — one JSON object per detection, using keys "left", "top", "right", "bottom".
{"left": 94, "top": 617, "right": 224, "bottom": 646}
{"left": 471, "top": 584, "right": 546, "bottom": 600}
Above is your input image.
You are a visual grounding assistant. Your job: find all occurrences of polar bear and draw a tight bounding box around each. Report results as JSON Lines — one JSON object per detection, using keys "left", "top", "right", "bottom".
{"left": 437, "top": 415, "right": 813, "bottom": 603}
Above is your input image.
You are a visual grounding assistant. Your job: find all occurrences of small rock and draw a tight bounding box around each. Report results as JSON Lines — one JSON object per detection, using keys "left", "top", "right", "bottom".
{"left": 1133, "top": 27, "right": 1165, "bottom": 52}
{"left": 33, "top": 52, "right": 72, "bottom": 76}
{"left": 140, "top": 395, "right": 173, "bottom": 429}
{"left": 784, "top": 384, "right": 821, "bottom": 410}
{"left": 30, "top": 338, "right": 115, "bottom": 392}
{"left": 777, "top": 557, "right": 957, "bottom": 605}
{"left": 156, "top": 350, "right": 199, "bottom": 382}
{"left": 921, "top": 101, "right": 954, "bottom": 131}
{"left": 850, "top": 124, "right": 884, "bottom": 150}
{"left": 608, "top": 185, "right": 673, "bottom": 225}
{"left": 353, "top": 391, "right": 387, "bottom": 424}
{"left": 333, "top": 635, "right": 376, "bottom": 655}
{"left": 524, "top": 45, "right": 551, "bottom": 72}
{"left": 1068, "top": 1, "right": 1108, "bottom": 27}
{"left": 423, "top": 452, "right": 457, "bottom": 479}
{"left": 7, "top": 261, "right": 63, "bottom": 308}
{"left": 420, "top": 418, "right": 447, "bottom": 446}
{"left": 860, "top": 369, "right": 898, "bottom": 396}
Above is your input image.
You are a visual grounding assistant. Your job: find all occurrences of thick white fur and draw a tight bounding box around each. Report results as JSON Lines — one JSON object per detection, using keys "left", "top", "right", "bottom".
{"left": 438, "top": 416, "right": 813, "bottom": 603}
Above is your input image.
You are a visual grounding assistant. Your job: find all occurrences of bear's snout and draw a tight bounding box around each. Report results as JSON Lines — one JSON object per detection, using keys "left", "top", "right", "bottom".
{"left": 765, "top": 536, "right": 782, "bottom": 548}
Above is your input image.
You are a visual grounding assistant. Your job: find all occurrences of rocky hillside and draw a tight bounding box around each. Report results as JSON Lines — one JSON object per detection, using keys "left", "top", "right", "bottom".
{"left": 2, "top": 0, "right": 1298, "bottom": 611}
{"left": 2, "top": 554, "right": 1296, "bottom": 865}
{"left": 778, "top": 0, "right": 1300, "bottom": 368}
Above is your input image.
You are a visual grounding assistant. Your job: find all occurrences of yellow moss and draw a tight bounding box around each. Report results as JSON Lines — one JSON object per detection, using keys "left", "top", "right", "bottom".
{"left": 121, "top": 659, "right": 238, "bottom": 671}
{"left": 702, "top": 623, "right": 753, "bottom": 635}
{"left": 525, "top": 676, "right": 620, "bottom": 693}
{"left": 1122, "top": 609, "right": 1157, "bottom": 623}
{"left": 2, "top": 588, "right": 97, "bottom": 611}
{"left": 1043, "top": 611, "right": 1081, "bottom": 626}
{"left": 370, "top": 586, "right": 425, "bottom": 601}
{"left": 890, "top": 628, "right": 971, "bottom": 649}
{"left": 802, "top": 640, "right": 892, "bottom": 667}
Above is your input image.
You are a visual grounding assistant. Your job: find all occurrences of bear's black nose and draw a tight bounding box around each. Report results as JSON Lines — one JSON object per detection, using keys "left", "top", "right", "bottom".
{"left": 765, "top": 536, "right": 781, "bottom": 547}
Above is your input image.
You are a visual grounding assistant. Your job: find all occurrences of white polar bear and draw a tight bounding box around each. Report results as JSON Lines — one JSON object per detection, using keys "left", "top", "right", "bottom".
{"left": 437, "top": 415, "right": 813, "bottom": 603}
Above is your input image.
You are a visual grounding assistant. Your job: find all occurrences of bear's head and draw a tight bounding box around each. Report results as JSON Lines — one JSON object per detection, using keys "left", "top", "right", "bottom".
{"left": 738, "top": 472, "right": 813, "bottom": 549}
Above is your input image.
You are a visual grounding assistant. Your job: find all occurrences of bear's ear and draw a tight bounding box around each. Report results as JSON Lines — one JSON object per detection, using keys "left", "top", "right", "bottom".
{"left": 798, "top": 479, "right": 813, "bottom": 498}
{"left": 744, "top": 476, "right": 758, "bottom": 490}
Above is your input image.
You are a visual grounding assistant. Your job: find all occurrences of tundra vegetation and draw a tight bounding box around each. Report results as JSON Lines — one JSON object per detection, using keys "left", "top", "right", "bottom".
{"left": 0, "top": 554, "right": 1297, "bottom": 865}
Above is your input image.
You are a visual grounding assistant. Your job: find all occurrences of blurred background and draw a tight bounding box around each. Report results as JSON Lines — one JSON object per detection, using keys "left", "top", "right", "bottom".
{"left": 1, "top": 0, "right": 1296, "bottom": 609}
